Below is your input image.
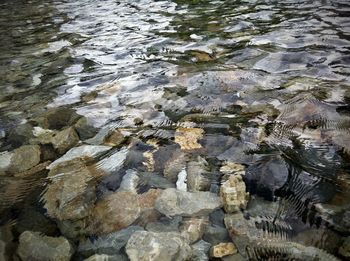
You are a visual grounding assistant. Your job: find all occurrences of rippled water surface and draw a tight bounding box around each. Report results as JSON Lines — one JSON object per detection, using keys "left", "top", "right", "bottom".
{"left": 1, "top": 0, "right": 350, "bottom": 260}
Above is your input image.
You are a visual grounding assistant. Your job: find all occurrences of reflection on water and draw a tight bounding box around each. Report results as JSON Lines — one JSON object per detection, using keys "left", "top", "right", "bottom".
{"left": 0, "top": 0, "right": 350, "bottom": 260}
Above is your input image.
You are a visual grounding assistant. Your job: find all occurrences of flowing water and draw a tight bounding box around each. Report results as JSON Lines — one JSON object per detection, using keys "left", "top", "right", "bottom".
{"left": 1, "top": 0, "right": 350, "bottom": 260}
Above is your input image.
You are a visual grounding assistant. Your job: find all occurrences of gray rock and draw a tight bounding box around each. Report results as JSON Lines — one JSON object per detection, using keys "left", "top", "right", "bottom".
{"left": 203, "top": 225, "right": 231, "bottom": 245}
{"left": 117, "top": 170, "right": 140, "bottom": 194}
{"left": 126, "top": 231, "right": 192, "bottom": 261}
{"left": 48, "top": 145, "right": 111, "bottom": 169}
{"left": 84, "top": 254, "right": 128, "bottom": 261}
{"left": 222, "top": 253, "right": 245, "bottom": 261}
{"left": 51, "top": 127, "right": 80, "bottom": 154}
{"left": 75, "top": 117, "right": 98, "bottom": 140}
{"left": 187, "top": 157, "right": 211, "bottom": 192}
{"left": 180, "top": 217, "right": 207, "bottom": 243}
{"left": 191, "top": 240, "right": 211, "bottom": 261}
{"left": 17, "top": 231, "right": 73, "bottom": 261}
{"left": 85, "top": 126, "right": 127, "bottom": 146}
{"left": 155, "top": 188, "right": 222, "bottom": 217}
{"left": 78, "top": 226, "right": 144, "bottom": 257}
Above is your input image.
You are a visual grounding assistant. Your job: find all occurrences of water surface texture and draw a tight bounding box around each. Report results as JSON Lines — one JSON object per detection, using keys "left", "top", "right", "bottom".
{"left": 1, "top": 0, "right": 350, "bottom": 260}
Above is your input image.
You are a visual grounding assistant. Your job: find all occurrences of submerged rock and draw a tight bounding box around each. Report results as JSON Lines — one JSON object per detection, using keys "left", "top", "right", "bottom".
{"left": 155, "top": 188, "right": 222, "bottom": 217}
{"left": 174, "top": 127, "right": 204, "bottom": 150}
{"left": 191, "top": 240, "right": 211, "bottom": 261}
{"left": 48, "top": 145, "right": 111, "bottom": 169}
{"left": 210, "top": 242, "right": 237, "bottom": 258}
{"left": 51, "top": 127, "right": 80, "bottom": 154}
{"left": 17, "top": 231, "right": 73, "bottom": 261}
{"left": 1, "top": 145, "right": 41, "bottom": 174}
{"left": 78, "top": 226, "right": 144, "bottom": 257}
{"left": 90, "top": 189, "right": 160, "bottom": 234}
{"left": 84, "top": 254, "right": 128, "bottom": 261}
{"left": 220, "top": 175, "right": 249, "bottom": 213}
{"left": 180, "top": 217, "right": 208, "bottom": 243}
{"left": 43, "top": 158, "right": 102, "bottom": 221}
{"left": 126, "top": 231, "right": 191, "bottom": 261}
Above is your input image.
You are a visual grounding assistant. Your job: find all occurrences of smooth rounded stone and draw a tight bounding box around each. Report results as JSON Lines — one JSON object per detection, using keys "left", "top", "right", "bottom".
{"left": 78, "top": 226, "right": 144, "bottom": 257}
{"left": 146, "top": 216, "right": 182, "bottom": 233}
{"left": 180, "top": 217, "right": 208, "bottom": 243}
{"left": 5, "top": 145, "right": 41, "bottom": 174}
{"left": 90, "top": 189, "right": 161, "bottom": 234}
{"left": 220, "top": 175, "right": 249, "bottom": 213}
{"left": 155, "top": 188, "right": 222, "bottom": 217}
{"left": 203, "top": 225, "right": 231, "bottom": 245}
{"left": 17, "top": 231, "right": 73, "bottom": 261}
{"left": 191, "top": 240, "right": 211, "bottom": 261}
{"left": 244, "top": 155, "right": 289, "bottom": 201}
{"left": 74, "top": 117, "right": 98, "bottom": 140}
{"left": 187, "top": 158, "right": 211, "bottom": 192}
{"left": 48, "top": 145, "right": 111, "bottom": 169}
{"left": 51, "top": 127, "right": 80, "bottom": 154}
{"left": 339, "top": 237, "right": 350, "bottom": 259}
{"left": 43, "top": 158, "right": 101, "bottom": 221}
{"left": 36, "top": 107, "right": 80, "bottom": 130}
{"left": 84, "top": 254, "right": 128, "bottom": 261}
{"left": 126, "top": 231, "right": 192, "bottom": 261}
{"left": 210, "top": 242, "right": 237, "bottom": 258}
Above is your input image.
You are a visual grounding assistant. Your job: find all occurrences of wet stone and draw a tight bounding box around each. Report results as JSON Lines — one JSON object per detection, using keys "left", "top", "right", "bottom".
{"left": 126, "top": 231, "right": 192, "bottom": 261}
{"left": 78, "top": 226, "right": 144, "bottom": 258}
{"left": 220, "top": 174, "right": 249, "bottom": 213}
{"left": 155, "top": 188, "right": 222, "bottom": 217}
{"left": 51, "top": 127, "right": 80, "bottom": 154}
{"left": 17, "top": 231, "right": 73, "bottom": 261}
{"left": 210, "top": 242, "right": 238, "bottom": 258}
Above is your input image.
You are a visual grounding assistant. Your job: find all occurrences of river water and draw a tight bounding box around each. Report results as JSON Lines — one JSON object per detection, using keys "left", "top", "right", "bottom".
{"left": 0, "top": 0, "right": 350, "bottom": 260}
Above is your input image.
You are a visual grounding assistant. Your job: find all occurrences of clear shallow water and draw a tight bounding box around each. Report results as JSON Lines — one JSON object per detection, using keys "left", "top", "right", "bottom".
{"left": 1, "top": 0, "right": 350, "bottom": 260}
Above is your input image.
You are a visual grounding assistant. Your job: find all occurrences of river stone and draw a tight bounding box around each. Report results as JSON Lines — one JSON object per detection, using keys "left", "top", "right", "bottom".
{"left": 7, "top": 145, "right": 41, "bottom": 174}
{"left": 43, "top": 158, "right": 101, "bottom": 220}
{"left": 84, "top": 254, "right": 128, "bottom": 261}
{"left": 48, "top": 145, "right": 111, "bottom": 169}
{"left": 78, "top": 226, "right": 144, "bottom": 257}
{"left": 90, "top": 189, "right": 160, "bottom": 234}
{"left": 17, "top": 231, "right": 73, "bottom": 261}
{"left": 191, "top": 240, "right": 211, "bottom": 261}
{"left": 210, "top": 242, "right": 237, "bottom": 258}
{"left": 74, "top": 117, "right": 98, "bottom": 140}
{"left": 155, "top": 188, "right": 222, "bottom": 217}
{"left": 51, "top": 127, "right": 80, "bottom": 154}
{"left": 180, "top": 217, "right": 208, "bottom": 243}
{"left": 126, "top": 231, "right": 192, "bottom": 261}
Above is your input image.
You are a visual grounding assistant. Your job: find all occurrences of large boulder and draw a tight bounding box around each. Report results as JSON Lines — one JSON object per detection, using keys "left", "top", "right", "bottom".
{"left": 155, "top": 188, "right": 222, "bottom": 217}
{"left": 17, "top": 231, "right": 73, "bottom": 261}
{"left": 126, "top": 231, "right": 192, "bottom": 261}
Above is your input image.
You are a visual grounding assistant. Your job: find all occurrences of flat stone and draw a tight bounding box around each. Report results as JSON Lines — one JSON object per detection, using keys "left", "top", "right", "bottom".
{"left": 126, "top": 231, "right": 191, "bottom": 261}
{"left": 210, "top": 242, "right": 237, "bottom": 258}
{"left": 78, "top": 226, "right": 144, "bottom": 257}
{"left": 51, "top": 127, "right": 80, "bottom": 154}
{"left": 17, "top": 231, "right": 73, "bottom": 261}
{"left": 48, "top": 145, "right": 111, "bottom": 169}
{"left": 155, "top": 188, "right": 222, "bottom": 217}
